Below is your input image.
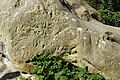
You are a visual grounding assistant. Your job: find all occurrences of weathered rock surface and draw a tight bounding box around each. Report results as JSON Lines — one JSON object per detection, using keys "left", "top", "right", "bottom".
{"left": 0, "top": 41, "right": 20, "bottom": 80}
{"left": 0, "top": 0, "right": 120, "bottom": 79}
{"left": 66, "top": 0, "right": 101, "bottom": 21}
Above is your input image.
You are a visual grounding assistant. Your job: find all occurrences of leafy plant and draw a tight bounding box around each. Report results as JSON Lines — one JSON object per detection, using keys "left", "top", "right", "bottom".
{"left": 86, "top": 0, "right": 120, "bottom": 27}
{"left": 30, "top": 53, "right": 105, "bottom": 80}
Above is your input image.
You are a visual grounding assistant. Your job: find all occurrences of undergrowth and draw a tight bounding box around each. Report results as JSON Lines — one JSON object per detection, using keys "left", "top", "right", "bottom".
{"left": 86, "top": 0, "right": 120, "bottom": 27}
{"left": 30, "top": 53, "right": 105, "bottom": 80}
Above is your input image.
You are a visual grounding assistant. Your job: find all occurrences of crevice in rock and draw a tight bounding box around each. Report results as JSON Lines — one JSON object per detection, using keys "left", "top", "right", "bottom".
{"left": 72, "top": 60, "right": 77, "bottom": 63}
{"left": 0, "top": 71, "right": 20, "bottom": 80}
{"left": 83, "top": 58, "right": 101, "bottom": 71}
{"left": 106, "top": 37, "right": 116, "bottom": 43}
{"left": 91, "top": 13, "right": 99, "bottom": 21}
{"left": 103, "top": 31, "right": 120, "bottom": 44}
{"left": 49, "top": 12, "right": 53, "bottom": 18}
{"left": 0, "top": 41, "right": 4, "bottom": 54}
{"left": 81, "top": 11, "right": 91, "bottom": 21}
{"left": 25, "top": 60, "right": 30, "bottom": 63}
{"left": 0, "top": 53, "right": 6, "bottom": 59}
{"left": 42, "top": 44, "right": 45, "bottom": 48}
{"left": 59, "top": 0, "right": 73, "bottom": 12}
{"left": 0, "top": 41, "right": 9, "bottom": 60}
{"left": 14, "top": 0, "right": 21, "bottom": 8}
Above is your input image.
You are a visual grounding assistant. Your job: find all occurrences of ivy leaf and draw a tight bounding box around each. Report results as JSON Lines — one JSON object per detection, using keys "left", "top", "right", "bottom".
{"left": 79, "top": 77, "right": 85, "bottom": 80}
{"left": 31, "top": 53, "right": 105, "bottom": 80}
{"left": 38, "top": 75, "right": 44, "bottom": 80}
{"left": 54, "top": 71, "right": 63, "bottom": 80}
{"left": 31, "top": 67, "right": 37, "bottom": 74}
{"left": 59, "top": 76, "right": 68, "bottom": 80}
{"left": 37, "top": 67, "right": 44, "bottom": 74}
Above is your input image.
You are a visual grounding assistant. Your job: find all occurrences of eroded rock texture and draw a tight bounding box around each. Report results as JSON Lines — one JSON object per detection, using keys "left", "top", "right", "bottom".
{"left": 0, "top": 0, "right": 120, "bottom": 79}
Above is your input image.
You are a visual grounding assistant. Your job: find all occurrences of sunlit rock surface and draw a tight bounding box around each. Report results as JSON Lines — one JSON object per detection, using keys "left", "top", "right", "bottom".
{"left": 0, "top": 0, "right": 120, "bottom": 79}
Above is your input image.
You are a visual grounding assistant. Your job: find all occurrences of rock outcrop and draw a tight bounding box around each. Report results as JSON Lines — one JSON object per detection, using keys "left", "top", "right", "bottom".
{"left": 0, "top": 0, "right": 120, "bottom": 79}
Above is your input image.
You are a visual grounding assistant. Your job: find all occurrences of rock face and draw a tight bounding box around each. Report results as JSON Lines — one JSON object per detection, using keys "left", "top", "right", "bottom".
{"left": 66, "top": 0, "right": 101, "bottom": 21}
{"left": 0, "top": 0, "right": 120, "bottom": 79}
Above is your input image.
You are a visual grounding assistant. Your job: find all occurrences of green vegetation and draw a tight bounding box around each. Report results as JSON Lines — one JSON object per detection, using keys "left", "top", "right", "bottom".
{"left": 30, "top": 53, "right": 105, "bottom": 80}
{"left": 86, "top": 0, "right": 120, "bottom": 27}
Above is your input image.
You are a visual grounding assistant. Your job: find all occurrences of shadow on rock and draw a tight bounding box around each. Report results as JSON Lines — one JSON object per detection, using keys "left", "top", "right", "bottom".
{"left": 0, "top": 71, "right": 20, "bottom": 80}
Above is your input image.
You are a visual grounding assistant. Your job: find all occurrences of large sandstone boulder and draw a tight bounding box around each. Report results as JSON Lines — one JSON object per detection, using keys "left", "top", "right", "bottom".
{"left": 0, "top": 0, "right": 120, "bottom": 79}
